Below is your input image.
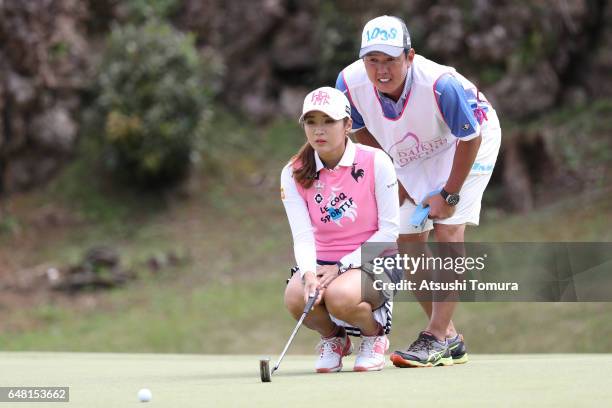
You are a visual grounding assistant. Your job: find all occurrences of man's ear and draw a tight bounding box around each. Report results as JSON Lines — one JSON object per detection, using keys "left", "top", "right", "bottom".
{"left": 407, "top": 48, "right": 415, "bottom": 62}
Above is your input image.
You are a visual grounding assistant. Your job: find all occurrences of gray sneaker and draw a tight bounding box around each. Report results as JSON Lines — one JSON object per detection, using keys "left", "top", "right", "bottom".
{"left": 391, "top": 331, "right": 453, "bottom": 367}
{"left": 447, "top": 333, "right": 468, "bottom": 364}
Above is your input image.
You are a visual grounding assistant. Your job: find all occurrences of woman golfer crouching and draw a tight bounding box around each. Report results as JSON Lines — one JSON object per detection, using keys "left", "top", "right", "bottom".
{"left": 280, "top": 86, "right": 400, "bottom": 373}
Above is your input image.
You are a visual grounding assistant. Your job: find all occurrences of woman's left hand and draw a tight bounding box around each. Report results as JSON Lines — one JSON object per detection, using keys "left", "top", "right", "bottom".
{"left": 317, "top": 265, "right": 341, "bottom": 289}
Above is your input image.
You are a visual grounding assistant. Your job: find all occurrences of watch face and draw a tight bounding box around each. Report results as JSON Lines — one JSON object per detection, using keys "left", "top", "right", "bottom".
{"left": 447, "top": 194, "right": 460, "bottom": 206}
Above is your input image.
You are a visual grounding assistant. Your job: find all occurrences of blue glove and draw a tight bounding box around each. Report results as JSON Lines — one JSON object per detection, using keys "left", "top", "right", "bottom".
{"left": 409, "top": 204, "right": 430, "bottom": 228}
{"left": 409, "top": 190, "right": 441, "bottom": 228}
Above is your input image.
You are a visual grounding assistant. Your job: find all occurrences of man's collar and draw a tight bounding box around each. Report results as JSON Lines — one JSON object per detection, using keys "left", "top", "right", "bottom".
{"left": 314, "top": 138, "right": 356, "bottom": 172}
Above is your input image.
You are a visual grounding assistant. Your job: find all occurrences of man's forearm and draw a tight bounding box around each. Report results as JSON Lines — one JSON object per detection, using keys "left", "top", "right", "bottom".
{"left": 444, "top": 135, "right": 482, "bottom": 193}
{"left": 354, "top": 128, "right": 382, "bottom": 150}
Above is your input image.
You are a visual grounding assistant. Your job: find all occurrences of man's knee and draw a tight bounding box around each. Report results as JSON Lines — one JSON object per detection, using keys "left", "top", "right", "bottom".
{"left": 434, "top": 223, "right": 465, "bottom": 242}
{"left": 399, "top": 232, "right": 429, "bottom": 243}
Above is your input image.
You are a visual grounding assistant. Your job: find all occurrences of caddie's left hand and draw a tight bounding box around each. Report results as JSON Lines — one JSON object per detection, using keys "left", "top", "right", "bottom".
{"left": 423, "top": 193, "right": 456, "bottom": 220}
{"left": 317, "top": 264, "right": 341, "bottom": 289}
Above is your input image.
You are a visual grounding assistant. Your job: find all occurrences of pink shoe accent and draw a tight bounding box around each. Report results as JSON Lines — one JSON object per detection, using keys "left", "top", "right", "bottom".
{"left": 354, "top": 335, "right": 389, "bottom": 372}
{"left": 315, "top": 334, "right": 353, "bottom": 373}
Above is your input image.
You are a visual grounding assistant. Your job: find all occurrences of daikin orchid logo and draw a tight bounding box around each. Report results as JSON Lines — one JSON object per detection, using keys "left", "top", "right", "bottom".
{"left": 388, "top": 131, "right": 449, "bottom": 167}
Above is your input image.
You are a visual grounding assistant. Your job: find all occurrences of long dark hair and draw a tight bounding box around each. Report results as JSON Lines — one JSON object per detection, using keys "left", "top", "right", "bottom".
{"left": 292, "top": 142, "right": 318, "bottom": 189}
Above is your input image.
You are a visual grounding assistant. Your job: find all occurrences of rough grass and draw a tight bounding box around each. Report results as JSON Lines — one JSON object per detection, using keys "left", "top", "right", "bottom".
{"left": 1, "top": 112, "right": 611, "bottom": 353}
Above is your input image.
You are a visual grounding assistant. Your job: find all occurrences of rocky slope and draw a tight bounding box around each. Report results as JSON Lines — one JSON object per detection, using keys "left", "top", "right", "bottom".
{"left": 1, "top": 0, "right": 610, "bottom": 209}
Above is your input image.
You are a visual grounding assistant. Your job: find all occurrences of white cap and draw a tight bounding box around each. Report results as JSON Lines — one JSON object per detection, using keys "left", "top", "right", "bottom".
{"left": 359, "top": 15, "right": 411, "bottom": 58}
{"left": 299, "top": 87, "right": 351, "bottom": 123}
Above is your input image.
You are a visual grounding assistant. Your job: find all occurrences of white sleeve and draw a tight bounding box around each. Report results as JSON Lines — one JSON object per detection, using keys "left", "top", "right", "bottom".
{"left": 339, "top": 150, "right": 400, "bottom": 267}
{"left": 280, "top": 164, "right": 317, "bottom": 277}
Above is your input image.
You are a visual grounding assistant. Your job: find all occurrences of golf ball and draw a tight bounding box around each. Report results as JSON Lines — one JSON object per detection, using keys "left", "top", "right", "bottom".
{"left": 137, "top": 388, "right": 152, "bottom": 402}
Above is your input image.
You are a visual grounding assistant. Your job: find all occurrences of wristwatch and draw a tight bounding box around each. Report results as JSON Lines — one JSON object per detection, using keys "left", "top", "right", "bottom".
{"left": 440, "top": 188, "right": 460, "bottom": 206}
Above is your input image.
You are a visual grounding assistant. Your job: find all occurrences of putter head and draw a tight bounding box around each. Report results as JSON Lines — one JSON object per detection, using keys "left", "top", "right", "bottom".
{"left": 259, "top": 358, "right": 272, "bottom": 382}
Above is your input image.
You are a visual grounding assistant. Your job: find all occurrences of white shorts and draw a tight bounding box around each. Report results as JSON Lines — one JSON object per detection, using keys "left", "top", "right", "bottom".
{"left": 399, "top": 171, "right": 495, "bottom": 233}
{"left": 399, "top": 110, "right": 501, "bottom": 235}
{"left": 331, "top": 302, "right": 393, "bottom": 337}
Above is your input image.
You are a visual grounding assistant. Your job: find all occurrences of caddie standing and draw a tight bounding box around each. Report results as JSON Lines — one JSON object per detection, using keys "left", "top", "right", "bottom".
{"left": 336, "top": 15, "right": 501, "bottom": 367}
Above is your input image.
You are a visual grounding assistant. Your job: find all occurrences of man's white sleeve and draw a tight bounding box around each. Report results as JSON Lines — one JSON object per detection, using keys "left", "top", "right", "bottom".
{"left": 339, "top": 150, "right": 400, "bottom": 267}
{"left": 280, "top": 164, "right": 317, "bottom": 277}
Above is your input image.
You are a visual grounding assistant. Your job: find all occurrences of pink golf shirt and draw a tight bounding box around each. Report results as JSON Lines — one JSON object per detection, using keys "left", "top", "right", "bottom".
{"left": 294, "top": 145, "right": 377, "bottom": 261}
{"left": 281, "top": 139, "right": 399, "bottom": 276}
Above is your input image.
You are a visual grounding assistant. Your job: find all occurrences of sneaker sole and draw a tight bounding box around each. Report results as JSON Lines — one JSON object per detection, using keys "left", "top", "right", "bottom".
{"left": 452, "top": 353, "right": 468, "bottom": 364}
{"left": 390, "top": 354, "right": 454, "bottom": 368}
{"left": 316, "top": 364, "right": 343, "bottom": 373}
{"left": 353, "top": 361, "right": 385, "bottom": 372}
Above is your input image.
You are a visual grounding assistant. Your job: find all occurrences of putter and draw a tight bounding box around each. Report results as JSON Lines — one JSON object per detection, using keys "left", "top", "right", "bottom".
{"left": 260, "top": 288, "right": 320, "bottom": 382}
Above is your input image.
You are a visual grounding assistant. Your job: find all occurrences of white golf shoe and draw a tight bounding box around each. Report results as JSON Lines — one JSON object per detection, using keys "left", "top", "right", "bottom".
{"left": 354, "top": 334, "right": 389, "bottom": 371}
{"left": 315, "top": 330, "right": 353, "bottom": 373}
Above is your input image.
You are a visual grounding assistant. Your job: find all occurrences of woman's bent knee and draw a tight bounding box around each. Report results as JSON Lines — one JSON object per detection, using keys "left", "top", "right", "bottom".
{"left": 284, "top": 275, "right": 304, "bottom": 318}
{"left": 324, "top": 286, "right": 356, "bottom": 319}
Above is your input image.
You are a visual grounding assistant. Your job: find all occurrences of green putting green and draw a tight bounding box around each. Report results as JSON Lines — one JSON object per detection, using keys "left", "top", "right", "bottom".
{"left": 0, "top": 352, "right": 610, "bottom": 407}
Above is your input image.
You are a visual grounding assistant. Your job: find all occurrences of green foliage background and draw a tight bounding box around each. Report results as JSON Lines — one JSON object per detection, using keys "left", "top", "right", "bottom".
{"left": 89, "top": 21, "right": 215, "bottom": 188}
{"left": 1, "top": 0, "right": 611, "bottom": 354}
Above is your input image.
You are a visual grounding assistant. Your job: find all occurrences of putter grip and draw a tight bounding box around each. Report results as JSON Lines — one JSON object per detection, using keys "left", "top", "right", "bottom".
{"left": 303, "top": 289, "right": 319, "bottom": 314}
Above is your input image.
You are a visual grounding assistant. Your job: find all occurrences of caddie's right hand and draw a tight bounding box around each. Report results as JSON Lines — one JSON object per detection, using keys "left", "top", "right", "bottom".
{"left": 302, "top": 271, "right": 323, "bottom": 307}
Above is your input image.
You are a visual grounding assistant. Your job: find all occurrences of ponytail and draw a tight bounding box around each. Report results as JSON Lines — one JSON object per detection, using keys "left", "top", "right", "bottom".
{"left": 292, "top": 142, "right": 318, "bottom": 189}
